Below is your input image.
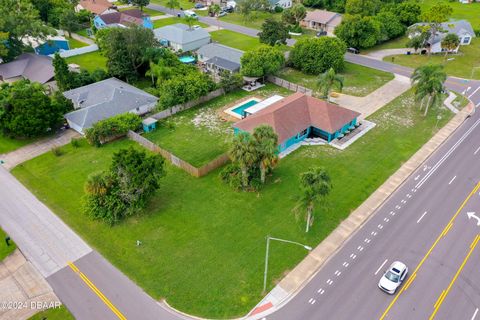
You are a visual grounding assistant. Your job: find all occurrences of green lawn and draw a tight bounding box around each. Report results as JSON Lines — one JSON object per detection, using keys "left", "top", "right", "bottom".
{"left": 153, "top": 17, "right": 208, "bottom": 29}
{"left": 210, "top": 29, "right": 261, "bottom": 51}
{"left": 277, "top": 63, "right": 395, "bottom": 97}
{"left": 65, "top": 51, "right": 107, "bottom": 72}
{"left": 151, "top": 0, "right": 194, "bottom": 10}
{"left": 12, "top": 85, "right": 461, "bottom": 317}
{"left": 120, "top": 6, "right": 165, "bottom": 16}
{"left": 420, "top": 0, "right": 480, "bottom": 29}
{"left": 67, "top": 37, "right": 89, "bottom": 49}
{"left": 0, "top": 135, "right": 34, "bottom": 155}
{"left": 363, "top": 35, "right": 410, "bottom": 53}
{"left": 28, "top": 306, "right": 74, "bottom": 320}
{"left": 144, "top": 84, "right": 292, "bottom": 167}
{"left": 384, "top": 38, "right": 480, "bottom": 80}
{"left": 219, "top": 11, "right": 280, "bottom": 30}
{"left": 0, "top": 228, "right": 16, "bottom": 261}
{"left": 75, "top": 28, "right": 91, "bottom": 38}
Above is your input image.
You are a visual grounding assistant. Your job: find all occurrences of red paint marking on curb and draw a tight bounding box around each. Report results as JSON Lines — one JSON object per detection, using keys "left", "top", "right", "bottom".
{"left": 250, "top": 302, "right": 273, "bottom": 315}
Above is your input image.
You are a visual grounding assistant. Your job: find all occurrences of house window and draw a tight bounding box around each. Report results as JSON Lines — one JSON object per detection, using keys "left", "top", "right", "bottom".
{"left": 463, "top": 37, "right": 471, "bottom": 44}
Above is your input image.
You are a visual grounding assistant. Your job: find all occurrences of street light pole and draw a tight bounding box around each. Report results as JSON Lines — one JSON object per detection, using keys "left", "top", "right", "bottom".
{"left": 263, "top": 236, "right": 312, "bottom": 292}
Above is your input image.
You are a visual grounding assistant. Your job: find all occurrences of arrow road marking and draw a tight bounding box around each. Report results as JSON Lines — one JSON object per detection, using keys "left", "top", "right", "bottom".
{"left": 467, "top": 212, "right": 480, "bottom": 226}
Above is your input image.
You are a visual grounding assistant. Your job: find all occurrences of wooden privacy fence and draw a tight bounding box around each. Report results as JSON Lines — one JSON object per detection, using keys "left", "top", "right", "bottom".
{"left": 267, "top": 75, "right": 313, "bottom": 96}
{"left": 127, "top": 131, "right": 229, "bottom": 178}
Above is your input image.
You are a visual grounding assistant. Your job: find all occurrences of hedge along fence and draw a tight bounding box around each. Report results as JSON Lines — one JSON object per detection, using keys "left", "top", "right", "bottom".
{"left": 151, "top": 88, "right": 225, "bottom": 120}
{"left": 85, "top": 113, "right": 142, "bottom": 147}
{"left": 267, "top": 75, "right": 313, "bottom": 96}
{"left": 127, "top": 131, "right": 230, "bottom": 178}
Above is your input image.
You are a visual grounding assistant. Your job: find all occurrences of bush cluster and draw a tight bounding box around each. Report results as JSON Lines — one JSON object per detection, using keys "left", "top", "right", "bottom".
{"left": 85, "top": 113, "right": 142, "bottom": 147}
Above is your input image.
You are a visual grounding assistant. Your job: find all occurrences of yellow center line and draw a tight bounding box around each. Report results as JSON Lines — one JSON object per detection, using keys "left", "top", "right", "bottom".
{"left": 379, "top": 182, "right": 480, "bottom": 320}
{"left": 429, "top": 234, "right": 480, "bottom": 320}
{"left": 68, "top": 262, "right": 127, "bottom": 320}
{"left": 403, "top": 273, "right": 416, "bottom": 291}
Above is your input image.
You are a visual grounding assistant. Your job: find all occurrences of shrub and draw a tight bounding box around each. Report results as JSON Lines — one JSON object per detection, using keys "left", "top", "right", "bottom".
{"left": 289, "top": 37, "right": 346, "bottom": 74}
{"left": 274, "top": 5, "right": 283, "bottom": 13}
{"left": 70, "top": 138, "right": 81, "bottom": 148}
{"left": 220, "top": 164, "right": 243, "bottom": 191}
{"left": 85, "top": 113, "right": 142, "bottom": 147}
{"left": 51, "top": 147, "right": 63, "bottom": 156}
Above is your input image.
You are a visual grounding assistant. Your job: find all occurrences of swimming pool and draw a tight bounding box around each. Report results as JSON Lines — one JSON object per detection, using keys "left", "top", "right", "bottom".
{"left": 178, "top": 56, "right": 196, "bottom": 64}
{"left": 224, "top": 98, "right": 260, "bottom": 119}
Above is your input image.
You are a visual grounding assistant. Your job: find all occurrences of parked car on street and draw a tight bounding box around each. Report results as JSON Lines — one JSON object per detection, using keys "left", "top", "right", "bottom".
{"left": 218, "top": 11, "right": 227, "bottom": 17}
{"left": 316, "top": 30, "right": 327, "bottom": 37}
{"left": 347, "top": 47, "right": 360, "bottom": 54}
{"left": 184, "top": 10, "right": 198, "bottom": 19}
{"left": 194, "top": 3, "right": 205, "bottom": 9}
{"left": 378, "top": 261, "right": 408, "bottom": 295}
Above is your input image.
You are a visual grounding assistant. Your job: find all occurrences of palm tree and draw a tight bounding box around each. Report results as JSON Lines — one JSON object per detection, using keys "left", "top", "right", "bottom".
{"left": 298, "top": 167, "right": 332, "bottom": 233}
{"left": 317, "top": 68, "right": 344, "bottom": 102}
{"left": 184, "top": 15, "right": 197, "bottom": 30}
{"left": 252, "top": 125, "right": 278, "bottom": 184}
{"left": 84, "top": 172, "right": 109, "bottom": 196}
{"left": 210, "top": 4, "right": 221, "bottom": 30}
{"left": 145, "top": 62, "right": 174, "bottom": 86}
{"left": 441, "top": 33, "right": 460, "bottom": 59}
{"left": 166, "top": 0, "right": 179, "bottom": 12}
{"left": 230, "top": 132, "right": 258, "bottom": 189}
{"left": 411, "top": 64, "right": 447, "bottom": 116}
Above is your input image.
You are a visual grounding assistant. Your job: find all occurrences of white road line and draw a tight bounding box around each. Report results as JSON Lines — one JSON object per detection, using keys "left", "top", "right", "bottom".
{"left": 417, "top": 211, "right": 428, "bottom": 224}
{"left": 414, "top": 175, "right": 420, "bottom": 181}
{"left": 415, "top": 117, "right": 480, "bottom": 189}
{"left": 384, "top": 218, "right": 389, "bottom": 222}
{"left": 475, "top": 146, "right": 480, "bottom": 155}
{"left": 401, "top": 199, "right": 406, "bottom": 204}
{"left": 448, "top": 175, "right": 457, "bottom": 185}
{"left": 310, "top": 299, "right": 316, "bottom": 305}
{"left": 371, "top": 231, "right": 377, "bottom": 236}
{"left": 309, "top": 298, "right": 314, "bottom": 303}
{"left": 378, "top": 224, "right": 383, "bottom": 229}
{"left": 468, "top": 86, "right": 480, "bottom": 99}
{"left": 375, "top": 259, "right": 388, "bottom": 275}
{"left": 390, "top": 211, "right": 396, "bottom": 216}
{"left": 395, "top": 205, "right": 401, "bottom": 210}
{"left": 350, "top": 253, "right": 356, "bottom": 259}
{"left": 471, "top": 308, "right": 478, "bottom": 320}
{"left": 343, "top": 262, "right": 349, "bottom": 267}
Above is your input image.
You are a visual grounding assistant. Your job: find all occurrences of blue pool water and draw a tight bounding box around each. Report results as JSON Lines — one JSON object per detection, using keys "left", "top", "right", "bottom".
{"left": 178, "top": 56, "right": 196, "bottom": 64}
{"left": 232, "top": 100, "right": 259, "bottom": 116}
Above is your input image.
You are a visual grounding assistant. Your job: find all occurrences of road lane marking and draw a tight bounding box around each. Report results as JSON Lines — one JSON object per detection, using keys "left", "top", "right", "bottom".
{"left": 68, "top": 262, "right": 127, "bottom": 320}
{"left": 474, "top": 146, "right": 480, "bottom": 155}
{"left": 429, "top": 234, "right": 480, "bottom": 320}
{"left": 378, "top": 224, "right": 383, "bottom": 229}
{"left": 379, "top": 182, "right": 480, "bottom": 320}
{"left": 401, "top": 199, "right": 406, "bottom": 204}
{"left": 449, "top": 176, "right": 457, "bottom": 185}
{"left": 442, "top": 222, "right": 453, "bottom": 237}
{"left": 403, "top": 273, "right": 416, "bottom": 291}
{"left": 415, "top": 118, "right": 480, "bottom": 190}
{"left": 384, "top": 218, "right": 389, "bottom": 222}
{"left": 375, "top": 259, "right": 388, "bottom": 275}
{"left": 433, "top": 290, "right": 446, "bottom": 309}
{"left": 468, "top": 86, "right": 480, "bottom": 99}
{"left": 395, "top": 205, "right": 401, "bottom": 210}
{"left": 472, "top": 308, "right": 478, "bottom": 320}
{"left": 417, "top": 211, "right": 428, "bottom": 224}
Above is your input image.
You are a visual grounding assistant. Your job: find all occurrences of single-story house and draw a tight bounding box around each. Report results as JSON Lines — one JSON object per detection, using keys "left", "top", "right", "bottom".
{"left": 233, "top": 93, "right": 360, "bottom": 152}
{"left": 301, "top": 9, "right": 342, "bottom": 35}
{"left": 154, "top": 23, "right": 211, "bottom": 52}
{"left": 63, "top": 78, "right": 158, "bottom": 134}
{"left": 409, "top": 20, "right": 475, "bottom": 53}
{"left": 0, "top": 53, "right": 54, "bottom": 84}
{"left": 76, "top": 0, "right": 116, "bottom": 15}
{"left": 94, "top": 9, "right": 153, "bottom": 29}
{"left": 197, "top": 43, "right": 244, "bottom": 74}
{"left": 268, "top": 0, "right": 292, "bottom": 9}
{"left": 22, "top": 35, "right": 70, "bottom": 56}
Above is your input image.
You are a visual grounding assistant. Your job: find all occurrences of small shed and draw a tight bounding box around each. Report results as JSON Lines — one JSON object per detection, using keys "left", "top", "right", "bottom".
{"left": 142, "top": 117, "right": 158, "bottom": 133}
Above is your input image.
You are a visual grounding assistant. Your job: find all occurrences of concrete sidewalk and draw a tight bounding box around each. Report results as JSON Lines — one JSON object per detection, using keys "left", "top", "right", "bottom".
{"left": 249, "top": 104, "right": 472, "bottom": 319}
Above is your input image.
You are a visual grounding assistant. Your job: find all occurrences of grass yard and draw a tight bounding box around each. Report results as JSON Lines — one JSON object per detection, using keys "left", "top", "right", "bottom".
{"left": 0, "top": 135, "right": 34, "bottom": 155}
{"left": 119, "top": 6, "right": 164, "bottom": 16}
{"left": 0, "top": 228, "right": 16, "bottom": 261}
{"left": 384, "top": 38, "right": 480, "bottom": 80}
{"left": 219, "top": 11, "right": 280, "bottom": 30}
{"left": 28, "top": 306, "right": 74, "bottom": 320}
{"left": 152, "top": 17, "right": 208, "bottom": 29}
{"left": 144, "top": 84, "right": 292, "bottom": 167}
{"left": 150, "top": 0, "right": 194, "bottom": 10}
{"left": 277, "top": 63, "right": 394, "bottom": 97}
{"left": 363, "top": 35, "right": 409, "bottom": 53}
{"left": 65, "top": 51, "right": 107, "bottom": 72}
{"left": 210, "top": 29, "right": 261, "bottom": 51}
{"left": 67, "top": 37, "right": 89, "bottom": 49}
{"left": 12, "top": 84, "right": 461, "bottom": 318}
{"left": 420, "top": 0, "right": 480, "bottom": 29}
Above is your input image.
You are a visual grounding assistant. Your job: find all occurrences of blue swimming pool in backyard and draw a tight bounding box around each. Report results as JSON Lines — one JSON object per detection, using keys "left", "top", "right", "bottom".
{"left": 178, "top": 56, "right": 196, "bottom": 64}
{"left": 231, "top": 99, "right": 259, "bottom": 116}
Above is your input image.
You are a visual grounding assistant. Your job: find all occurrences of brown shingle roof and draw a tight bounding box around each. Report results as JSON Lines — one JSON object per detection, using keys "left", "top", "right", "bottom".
{"left": 233, "top": 93, "right": 360, "bottom": 144}
{"left": 304, "top": 9, "right": 340, "bottom": 24}
{"left": 99, "top": 9, "right": 146, "bottom": 26}
{"left": 79, "top": 0, "right": 113, "bottom": 14}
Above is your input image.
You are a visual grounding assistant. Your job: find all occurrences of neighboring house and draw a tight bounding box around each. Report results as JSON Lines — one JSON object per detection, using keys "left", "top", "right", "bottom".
{"left": 0, "top": 53, "right": 55, "bottom": 84}
{"left": 23, "top": 35, "right": 70, "bottom": 56}
{"left": 233, "top": 93, "right": 360, "bottom": 152}
{"left": 301, "top": 9, "right": 343, "bottom": 35}
{"left": 197, "top": 43, "right": 244, "bottom": 74}
{"left": 94, "top": 9, "right": 153, "bottom": 29}
{"left": 409, "top": 20, "right": 475, "bottom": 53}
{"left": 268, "top": 0, "right": 292, "bottom": 9}
{"left": 154, "top": 24, "right": 211, "bottom": 52}
{"left": 76, "top": 0, "right": 116, "bottom": 15}
{"left": 63, "top": 78, "right": 158, "bottom": 134}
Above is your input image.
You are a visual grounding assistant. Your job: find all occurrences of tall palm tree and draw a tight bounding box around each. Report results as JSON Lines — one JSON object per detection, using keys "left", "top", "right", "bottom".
{"left": 317, "top": 68, "right": 344, "bottom": 102}
{"left": 210, "top": 4, "right": 221, "bottom": 30}
{"left": 230, "top": 132, "right": 258, "bottom": 189}
{"left": 411, "top": 64, "right": 447, "bottom": 116}
{"left": 166, "top": 0, "right": 179, "bottom": 12}
{"left": 298, "top": 167, "right": 332, "bottom": 233}
{"left": 184, "top": 15, "right": 197, "bottom": 30}
{"left": 252, "top": 125, "right": 278, "bottom": 184}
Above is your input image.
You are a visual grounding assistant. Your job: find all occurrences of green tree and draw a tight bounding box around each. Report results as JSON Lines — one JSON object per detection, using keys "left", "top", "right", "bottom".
{"left": 166, "top": 0, "right": 179, "bottom": 11}
{"left": 345, "top": 0, "right": 381, "bottom": 17}
{"left": 421, "top": 3, "right": 453, "bottom": 55}
{"left": 183, "top": 15, "right": 197, "bottom": 30}
{"left": 59, "top": 8, "right": 80, "bottom": 37}
{"left": 375, "top": 11, "right": 405, "bottom": 42}
{"left": 0, "top": 32, "right": 9, "bottom": 59}
{"left": 259, "top": 18, "right": 290, "bottom": 46}
{"left": 391, "top": 1, "right": 421, "bottom": 26}
{"left": 289, "top": 37, "right": 346, "bottom": 74}
{"left": 132, "top": 0, "right": 150, "bottom": 11}
{"left": 219, "top": 70, "right": 243, "bottom": 94}
{"left": 411, "top": 64, "right": 447, "bottom": 116}
{"left": 241, "top": 45, "right": 285, "bottom": 78}
{"left": 335, "top": 14, "right": 381, "bottom": 49}
{"left": 252, "top": 125, "right": 278, "bottom": 184}
{"left": 406, "top": 33, "right": 428, "bottom": 53}
{"left": 282, "top": 3, "right": 307, "bottom": 25}
{"left": 229, "top": 132, "right": 258, "bottom": 189}
{"left": 441, "top": 33, "right": 460, "bottom": 59}
{"left": 53, "top": 53, "right": 72, "bottom": 91}
{"left": 317, "top": 68, "right": 344, "bottom": 101}
{"left": 298, "top": 167, "right": 332, "bottom": 232}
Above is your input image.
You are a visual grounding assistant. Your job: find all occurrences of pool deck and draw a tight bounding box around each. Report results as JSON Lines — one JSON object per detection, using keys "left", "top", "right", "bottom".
{"left": 223, "top": 97, "right": 262, "bottom": 120}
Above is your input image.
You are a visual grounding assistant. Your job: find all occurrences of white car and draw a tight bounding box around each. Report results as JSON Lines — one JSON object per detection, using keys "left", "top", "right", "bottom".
{"left": 184, "top": 10, "right": 198, "bottom": 19}
{"left": 378, "top": 261, "right": 408, "bottom": 294}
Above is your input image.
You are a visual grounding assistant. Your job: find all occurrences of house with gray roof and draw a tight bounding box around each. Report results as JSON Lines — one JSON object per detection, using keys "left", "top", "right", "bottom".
{"left": 409, "top": 20, "right": 475, "bottom": 54}
{"left": 63, "top": 78, "right": 158, "bottom": 134}
{"left": 197, "top": 43, "right": 244, "bottom": 74}
{"left": 154, "top": 23, "right": 211, "bottom": 52}
{"left": 0, "top": 53, "right": 54, "bottom": 84}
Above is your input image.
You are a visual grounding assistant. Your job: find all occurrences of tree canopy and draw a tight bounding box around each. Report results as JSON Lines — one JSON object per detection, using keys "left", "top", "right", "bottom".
{"left": 289, "top": 37, "right": 346, "bottom": 74}
{"left": 335, "top": 14, "right": 381, "bottom": 49}
{"left": 259, "top": 18, "right": 290, "bottom": 46}
{"left": 241, "top": 45, "right": 285, "bottom": 78}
